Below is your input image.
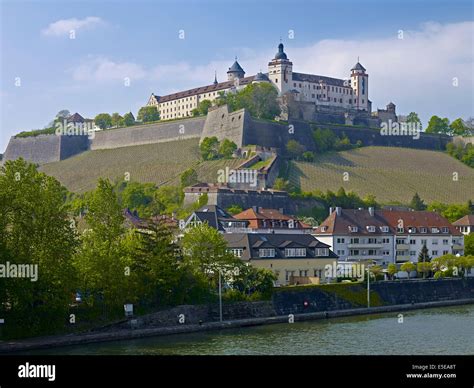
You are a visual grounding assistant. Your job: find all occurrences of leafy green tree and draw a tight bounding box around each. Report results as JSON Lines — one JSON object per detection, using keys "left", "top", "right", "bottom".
{"left": 312, "top": 128, "right": 336, "bottom": 153}
{"left": 94, "top": 113, "right": 112, "bottom": 129}
{"left": 465, "top": 233, "right": 474, "bottom": 256}
{"left": 123, "top": 112, "right": 135, "bottom": 126}
{"left": 286, "top": 140, "right": 305, "bottom": 159}
{"left": 387, "top": 263, "right": 398, "bottom": 280}
{"left": 400, "top": 262, "right": 416, "bottom": 279}
{"left": 226, "top": 205, "right": 243, "bottom": 215}
{"left": 111, "top": 112, "right": 124, "bottom": 128}
{"left": 417, "top": 262, "right": 432, "bottom": 279}
{"left": 425, "top": 115, "right": 450, "bottom": 135}
{"left": 0, "top": 159, "right": 77, "bottom": 337}
{"left": 232, "top": 264, "right": 277, "bottom": 298}
{"left": 120, "top": 181, "right": 155, "bottom": 217}
{"left": 192, "top": 100, "right": 212, "bottom": 116}
{"left": 302, "top": 151, "right": 315, "bottom": 162}
{"left": 406, "top": 112, "right": 422, "bottom": 127}
{"left": 200, "top": 136, "right": 220, "bottom": 160}
{"left": 180, "top": 168, "right": 198, "bottom": 188}
{"left": 273, "top": 177, "right": 291, "bottom": 191}
{"left": 137, "top": 106, "right": 160, "bottom": 123}
{"left": 181, "top": 223, "right": 237, "bottom": 278}
{"left": 410, "top": 192, "right": 427, "bottom": 211}
{"left": 427, "top": 202, "right": 469, "bottom": 223}
{"left": 219, "top": 139, "right": 237, "bottom": 159}
{"left": 450, "top": 118, "right": 470, "bottom": 136}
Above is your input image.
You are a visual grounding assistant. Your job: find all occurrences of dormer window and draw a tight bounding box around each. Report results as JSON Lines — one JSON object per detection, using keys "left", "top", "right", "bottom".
{"left": 397, "top": 227, "right": 404, "bottom": 233}
{"left": 431, "top": 227, "right": 440, "bottom": 234}
{"left": 441, "top": 227, "right": 449, "bottom": 233}
{"left": 380, "top": 226, "right": 389, "bottom": 233}
{"left": 420, "top": 227, "right": 427, "bottom": 233}
{"left": 320, "top": 226, "right": 328, "bottom": 232}
{"left": 367, "top": 226, "right": 376, "bottom": 233}
{"left": 349, "top": 226, "right": 358, "bottom": 233}
{"left": 408, "top": 227, "right": 417, "bottom": 233}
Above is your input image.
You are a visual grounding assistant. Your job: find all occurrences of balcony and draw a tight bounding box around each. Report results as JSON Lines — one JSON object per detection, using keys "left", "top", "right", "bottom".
{"left": 396, "top": 244, "right": 410, "bottom": 250}
{"left": 347, "top": 243, "right": 382, "bottom": 249}
{"left": 452, "top": 244, "right": 464, "bottom": 250}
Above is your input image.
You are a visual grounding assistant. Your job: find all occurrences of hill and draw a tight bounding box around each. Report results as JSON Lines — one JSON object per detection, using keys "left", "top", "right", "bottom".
{"left": 288, "top": 146, "right": 474, "bottom": 204}
{"left": 40, "top": 138, "right": 242, "bottom": 193}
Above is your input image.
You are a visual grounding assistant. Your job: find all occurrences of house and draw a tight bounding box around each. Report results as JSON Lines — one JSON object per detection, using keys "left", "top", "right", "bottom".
{"left": 453, "top": 215, "right": 474, "bottom": 235}
{"left": 182, "top": 205, "right": 248, "bottom": 232}
{"left": 314, "top": 207, "right": 463, "bottom": 264}
{"left": 223, "top": 233, "right": 337, "bottom": 286}
{"left": 232, "top": 207, "right": 312, "bottom": 234}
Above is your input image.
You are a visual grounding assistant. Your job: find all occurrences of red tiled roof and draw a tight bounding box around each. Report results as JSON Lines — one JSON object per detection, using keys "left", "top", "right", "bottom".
{"left": 452, "top": 215, "right": 474, "bottom": 226}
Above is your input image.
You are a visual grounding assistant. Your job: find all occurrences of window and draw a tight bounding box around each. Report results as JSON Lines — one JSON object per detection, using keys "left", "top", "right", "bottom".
{"left": 349, "top": 226, "right": 358, "bottom": 233}
{"left": 432, "top": 250, "right": 438, "bottom": 256}
{"left": 285, "top": 271, "right": 295, "bottom": 281}
{"left": 383, "top": 251, "right": 390, "bottom": 256}
{"left": 230, "top": 249, "right": 243, "bottom": 258}
{"left": 368, "top": 238, "right": 377, "bottom": 244}
{"left": 382, "top": 238, "right": 390, "bottom": 244}
{"left": 350, "top": 249, "right": 360, "bottom": 256}
{"left": 368, "top": 249, "right": 377, "bottom": 255}
{"left": 315, "top": 248, "right": 329, "bottom": 257}
{"left": 337, "top": 250, "right": 345, "bottom": 255}
{"left": 312, "top": 94, "right": 315, "bottom": 98}
{"left": 409, "top": 251, "right": 416, "bottom": 256}
{"left": 320, "top": 226, "right": 328, "bottom": 232}
{"left": 409, "top": 239, "right": 416, "bottom": 244}
{"left": 336, "top": 237, "right": 345, "bottom": 244}
{"left": 408, "top": 227, "right": 417, "bottom": 233}
{"left": 442, "top": 227, "right": 449, "bottom": 233}
{"left": 443, "top": 239, "right": 449, "bottom": 245}
{"left": 421, "top": 239, "right": 427, "bottom": 245}
{"left": 259, "top": 248, "right": 275, "bottom": 258}
{"left": 432, "top": 239, "right": 438, "bottom": 245}
{"left": 367, "top": 226, "right": 376, "bottom": 233}
{"left": 420, "top": 227, "right": 427, "bottom": 233}
{"left": 397, "top": 227, "right": 404, "bottom": 233}
{"left": 299, "top": 270, "right": 308, "bottom": 277}
{"left": 285, "top": 248, "right": 306, "bottom": 257}
{"left": 350, "top": 238, "right": 360, "bottom": 244}
{"left": 443, "top": 250, "right": 449, "bottom": 255}
{"left": 431, "top": 227, "right": 440, "bottom": 233}
{"left": 275, "top": 79, "right": 278, "bottom": 83}
{"left": 396, "top": 238, "right": 406, "bottom": 244}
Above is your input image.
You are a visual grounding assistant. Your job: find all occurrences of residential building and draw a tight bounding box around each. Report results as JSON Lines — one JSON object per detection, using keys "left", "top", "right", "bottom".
{"left": 223, "top": 233, "right": 337, "bottom": 286}
{"left": 453, "top": 215, "right": 474, "bottom": 235}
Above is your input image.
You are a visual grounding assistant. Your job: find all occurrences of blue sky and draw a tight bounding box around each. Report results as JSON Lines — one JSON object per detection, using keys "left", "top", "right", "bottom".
{"left": 1, "top": 0, "right": 473, "bottom": 153}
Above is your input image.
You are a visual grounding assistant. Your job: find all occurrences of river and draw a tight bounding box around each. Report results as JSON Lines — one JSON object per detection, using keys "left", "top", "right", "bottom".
{"left": 22, "top": 304, "right": 474, "bottom": 355}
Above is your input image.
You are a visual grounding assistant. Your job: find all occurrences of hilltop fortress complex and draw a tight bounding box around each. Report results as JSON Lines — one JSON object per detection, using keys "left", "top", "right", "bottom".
{"left": 3, "top": 43, "right": 451, "bottom": 166}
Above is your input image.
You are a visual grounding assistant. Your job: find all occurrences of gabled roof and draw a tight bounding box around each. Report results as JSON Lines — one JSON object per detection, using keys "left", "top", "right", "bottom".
{"left": 67, "top": 113, "right": 85, "bottom": 123}
{"left": 152, "top": 76, "right": 255, "bottom": 104}
{"left": 227, "top": 60, "right": 245, "bottom": 73}
{"left": 452, "top": 214, "right": 474, "bottom": 226}
{"left": 351, "top": 62, "right": 366, "bottom": 71}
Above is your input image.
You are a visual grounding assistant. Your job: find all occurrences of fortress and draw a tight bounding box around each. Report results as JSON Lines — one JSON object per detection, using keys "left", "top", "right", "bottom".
{"left": 2, "top": 42, "right": 452, "bottom": 165}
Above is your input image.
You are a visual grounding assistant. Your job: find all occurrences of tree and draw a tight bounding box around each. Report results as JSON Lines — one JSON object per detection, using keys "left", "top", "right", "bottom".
{"left": 410, "top": 192, "right": 427, "bottom": 211}
{"left": 181, "top": 223, "right": 238, "bottom": 283}
{"left": 417, "top": 262, "right": 432, "bottom": 279}
{"left": 425, "top": 116, "right": 450, "bottom": 135}
{"left": 286, "top": 140, "right": 305, "bottom": 159}
{"left": 94, "top": 113, "right": 112, "bottom": 130}
{"left": 120, "top": 181, "right": 155, "bottom": 217}
{"left": 56, "top": 109, "right": 71, "bottom": 120}
{"left": 387, "top": 263, "right": 398, "bottom": 280}
{"left": 224, "top": 205, "right": 242, "bottom": 215}
{"left": 464, "top": 233, "right": 474, "bottom": 256}
{"left": 273, "top": 177, "right": 290, "bottom": 191}
{"left": 417, "top": 243, "right": 431, "bottom": 263}
{"left": 406, "top": 112, "right": 422, "bottom": 127}
{"left": 123, "top": 112, "right": 135, "bottom": 126}
{"left": 137, "top": 106, "right": 160, "bottom": 123}
{"left": 312, "top": 128, "right": 336, "bottom": 153}
{"left": 200, "top": 136, "right": 220, "bottom": 160}
{"left": 219, "top": 139, "right": 237, "bottom": 159}
{"left": 180, "top": 168, "right": 198, "bottom": 188}
{"left": 192, "top": 100, "right": 212, "bottom": 117}
{"left": 400, "top": 262, "right": 416, "bottom": 279}
{"left": 0, "top": 159, "right": 77, "bottom": 337}
{"left": 111, "top": 113, "right": 124, "bottom": 128}
{"left": 450, "top": 118, "right": 470, "bottom": 136}
{"left": 302, "top": 151, "right": 315, "bottom": 162}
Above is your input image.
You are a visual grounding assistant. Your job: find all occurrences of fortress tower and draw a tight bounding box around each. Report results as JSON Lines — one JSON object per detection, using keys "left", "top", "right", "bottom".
{"left": 350, "top": 60, "right": 369, "bottom": 111}
{"left": 227, "top": 59, "right": 245, "bottom": 82}
{"left": 268, "top": 43, "right": 293, "bottom": 95}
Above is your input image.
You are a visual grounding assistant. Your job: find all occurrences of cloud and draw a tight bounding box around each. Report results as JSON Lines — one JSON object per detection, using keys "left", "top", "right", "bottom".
{"left": 70, "top": 56, "right": 147, "bottom": 82}
{"left": 42, "top": 16, "right": 104, "bottom": 37}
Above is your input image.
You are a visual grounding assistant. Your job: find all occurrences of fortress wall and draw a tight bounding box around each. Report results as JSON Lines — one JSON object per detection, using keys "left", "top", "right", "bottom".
{"left": 3, "top": 135, "right": 61, "bottom": 164}
{"left": 200, "top": 105, "right": 246, "bottom": 146}
{"left": 59, "top": 135, "right": 90, "bottom": 160}
{"left": 90, "top": 117, "right": 205, "bottom": 150}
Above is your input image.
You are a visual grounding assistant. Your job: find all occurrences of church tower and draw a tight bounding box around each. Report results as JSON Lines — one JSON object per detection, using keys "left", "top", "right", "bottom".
{"left": 350, "top": 60, "right": 369, "bottom": 111}
{"left": 268, "top": 42, "right": 292, "bottom": 95}
{"left": 227, "top": 59, "right": 245, "bottom": 82}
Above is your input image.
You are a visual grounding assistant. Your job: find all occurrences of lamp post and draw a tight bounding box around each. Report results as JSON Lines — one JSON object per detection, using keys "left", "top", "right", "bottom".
{"left": 366, "top": 263, "right": 373, "bottom": 308}
{"left": 218, "top": 269, "right": 223, "bottom": 323}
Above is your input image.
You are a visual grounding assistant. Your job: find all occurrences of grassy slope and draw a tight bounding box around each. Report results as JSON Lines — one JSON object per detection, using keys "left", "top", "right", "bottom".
{"left": 40, "top": 138, "right": 242, "bottom": 193}
{"left": 289, "top": 146, "right": 474, "bottom": 204}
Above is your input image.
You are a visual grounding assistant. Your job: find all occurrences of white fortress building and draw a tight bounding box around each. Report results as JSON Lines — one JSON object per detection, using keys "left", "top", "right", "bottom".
{"left": 147, "top": 43, "right": 370, "bottom": 121}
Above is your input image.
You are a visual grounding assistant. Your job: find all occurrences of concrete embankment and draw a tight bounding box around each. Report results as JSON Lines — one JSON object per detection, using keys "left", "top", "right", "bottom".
{"left": 1, "top": 298, "right": 473, "bottom": 353}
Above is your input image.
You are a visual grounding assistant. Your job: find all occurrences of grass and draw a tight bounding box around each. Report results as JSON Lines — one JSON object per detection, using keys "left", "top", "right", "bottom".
{"left": 40, "top": 138, "right": 244, "bottom": 193}
{"left": 289, "top": 146, "right": 474, "bottom": 204}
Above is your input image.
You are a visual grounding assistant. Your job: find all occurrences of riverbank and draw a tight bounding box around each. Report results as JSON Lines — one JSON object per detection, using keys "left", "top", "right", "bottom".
{"left": 1, "top": 298, "right": 473, "bottom": 354}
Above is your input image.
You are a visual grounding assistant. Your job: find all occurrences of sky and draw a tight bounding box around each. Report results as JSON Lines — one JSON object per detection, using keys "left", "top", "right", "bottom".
{"left": 1, "top": 0, "right": 473, "bottom": 153}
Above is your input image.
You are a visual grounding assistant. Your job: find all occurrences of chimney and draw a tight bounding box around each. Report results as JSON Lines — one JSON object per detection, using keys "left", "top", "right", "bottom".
{"left": 279, "top": 208, "right": 284, "bottom": 214}
{"left": 368, "top": 207, "right": 375, "bottom": 216}
{"left": 258, "top": 207, "right": 263, "bottom": 213}
{"left": 329, "top": 207, "right": 333, "bottom": 215}
{"left": 252, "top": 206, "right": 257, "bottom": 212}
{"left": 335, "top": 207, "right": 342, "bottom": 216}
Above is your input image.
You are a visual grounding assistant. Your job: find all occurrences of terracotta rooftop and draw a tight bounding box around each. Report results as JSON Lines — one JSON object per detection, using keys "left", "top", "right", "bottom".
{"left": 452, "top": 214, "right": 474, "bottom": 226}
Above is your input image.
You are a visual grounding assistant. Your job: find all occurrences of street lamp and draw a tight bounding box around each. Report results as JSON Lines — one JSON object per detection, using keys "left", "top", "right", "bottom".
{"left": 366, "top": 262, "right": 374, "bottom": 308}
